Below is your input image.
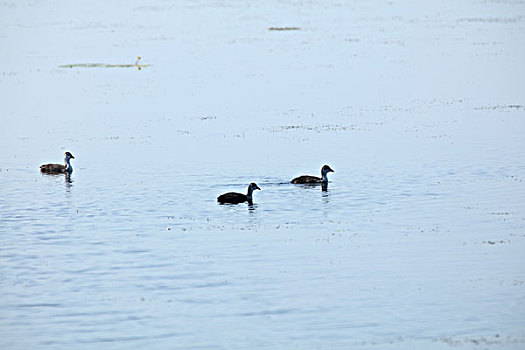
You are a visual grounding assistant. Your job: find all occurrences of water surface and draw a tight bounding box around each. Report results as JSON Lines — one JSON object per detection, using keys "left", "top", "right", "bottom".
{"left": 1, "top": 0, "right": 525, "bottom": 349}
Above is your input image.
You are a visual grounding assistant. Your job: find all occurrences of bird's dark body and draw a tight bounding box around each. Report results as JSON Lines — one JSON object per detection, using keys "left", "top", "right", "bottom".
{"left": 40, "top": 164, "right": 68, "bottom": 174}
{"left": 217, "top": 192, "right": 251, "bottom": 205}
{"left": 291, "top": 175, "right": 322, "bottom": 184}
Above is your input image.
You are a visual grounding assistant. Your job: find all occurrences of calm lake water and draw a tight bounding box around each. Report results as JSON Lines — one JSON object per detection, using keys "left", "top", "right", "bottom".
{"left": 1, "top": 0, "right": 525, "bottom": 349}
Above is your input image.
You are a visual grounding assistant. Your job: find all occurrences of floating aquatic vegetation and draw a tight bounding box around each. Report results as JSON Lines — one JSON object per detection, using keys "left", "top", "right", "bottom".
{"left": 268, "top": 27, "right": 300, "bottom": 31}
{"left": 484, "top": 240, "right": 510, "bottom": 245}
{"left": 59, "top": 56, "right": 150, "bottom": 70}
{"left": 269, "top": 124, "right": 359, "bottom": 133}
{"left": 474, "top": 104, "right": 523, "bottom": 111}
{"left": 458, "top": 16, "right": 522, "bottom": 24}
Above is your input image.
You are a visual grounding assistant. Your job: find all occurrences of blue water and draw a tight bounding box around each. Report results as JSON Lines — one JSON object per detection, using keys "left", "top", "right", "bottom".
{"left": 1, "top": 0, "right": 525, "bottom": 348}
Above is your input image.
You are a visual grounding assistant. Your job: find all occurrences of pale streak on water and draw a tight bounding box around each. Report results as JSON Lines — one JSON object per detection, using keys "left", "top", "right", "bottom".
{"left": 1, "top": 0, "right": 525, "bottom": 349}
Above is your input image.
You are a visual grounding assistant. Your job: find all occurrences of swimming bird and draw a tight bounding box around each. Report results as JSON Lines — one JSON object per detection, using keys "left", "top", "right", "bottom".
{"left": 40, "top": 152, "right": 75, "bottom": 174}
{"left": 291, "top": 164, "right": 334, "bottom": 184}
{"left": 217, "top": 183, "right": 261, "bottom": 205}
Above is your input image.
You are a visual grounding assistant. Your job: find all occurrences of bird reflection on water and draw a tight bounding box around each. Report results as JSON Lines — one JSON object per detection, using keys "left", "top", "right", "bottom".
{"left": 295, "top": 182, "right": 329, "bottom": 192}
{"left": 40, "top": 171, "right": 74, "bottom": 190}
{"left": 322, "top": 186, "right": 330, "bottom": 205}
{"left": 64, "top": 173, "right": 73, "bottom": 190}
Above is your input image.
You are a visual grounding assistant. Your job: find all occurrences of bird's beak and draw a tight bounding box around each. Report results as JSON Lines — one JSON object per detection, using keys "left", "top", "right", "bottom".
{"left": 70, "top": 155, "right": 75, "bottom": 159}
{"left": 256, "top": 185, "right": 261, "bottom": 190}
